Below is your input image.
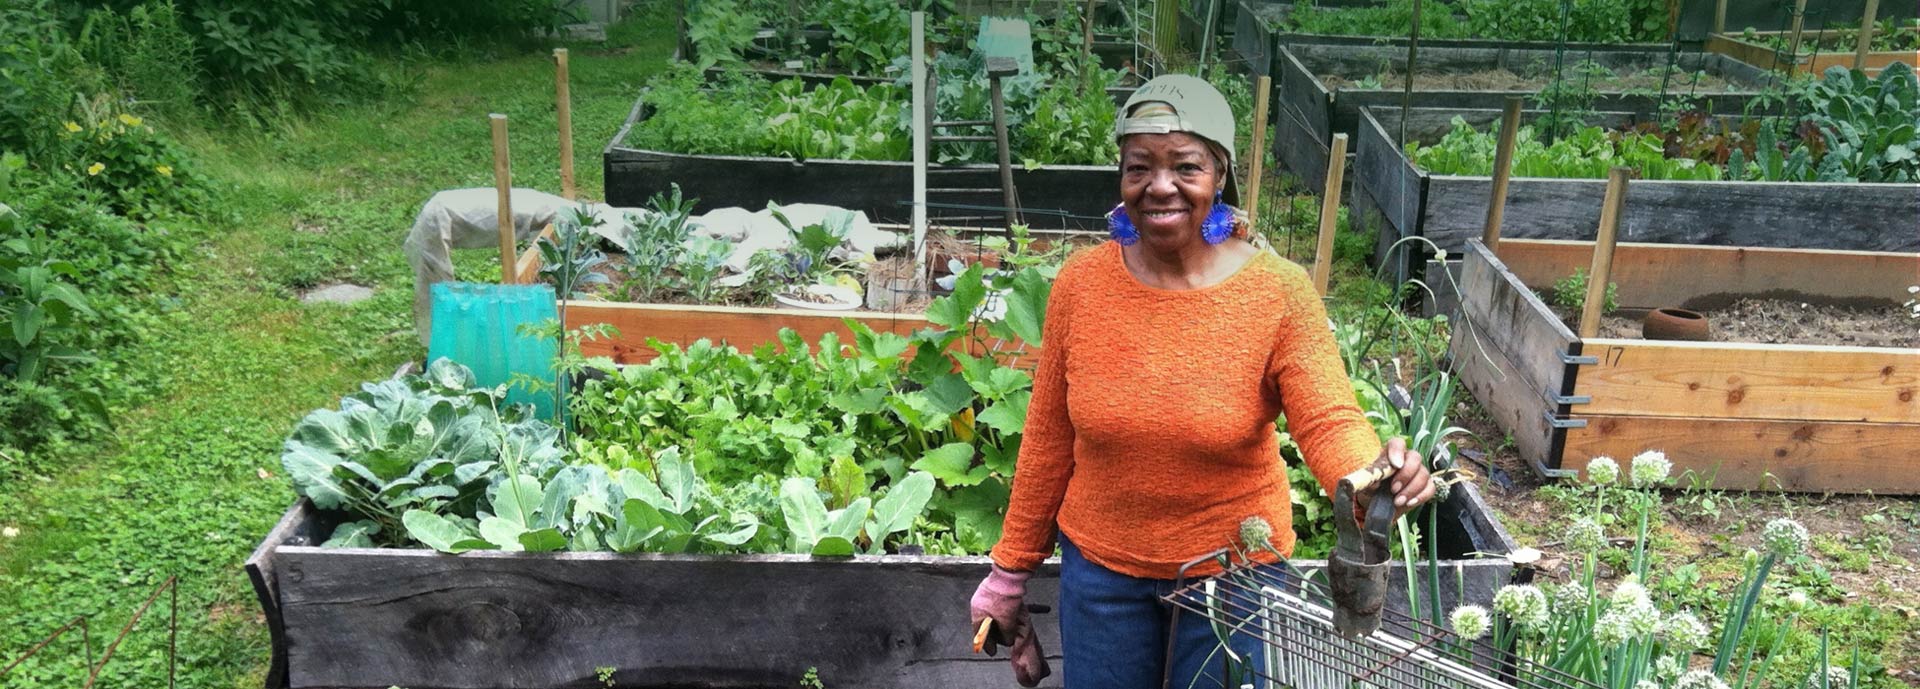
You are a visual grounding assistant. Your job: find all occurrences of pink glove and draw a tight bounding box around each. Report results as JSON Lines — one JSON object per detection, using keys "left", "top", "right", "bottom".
{"left": 970, "top": 565, "right": 1051, "bottom": 686}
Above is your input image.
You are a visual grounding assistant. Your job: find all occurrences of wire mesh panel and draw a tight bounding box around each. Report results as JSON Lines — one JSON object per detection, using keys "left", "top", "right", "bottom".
{"left": 1162, "top": 557, "right": 1605, "bottom": 689}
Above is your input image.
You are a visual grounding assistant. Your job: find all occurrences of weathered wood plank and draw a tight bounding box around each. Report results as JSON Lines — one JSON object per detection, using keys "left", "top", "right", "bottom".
{"left": 1274, "top": 102, "right": 1332, "bottom": 194}
{"left": 561, "top": 300, "right": 928, "bottom": 364}
{"left": 246, "top": 500, "right": 322, "bottom": 689}
{"left": 1353, "top": 108, "right": 1424, "bottom": 247}
{"left": 1561, "top": 415, "right": 1920, "bottom": 494}
{"left": 1574, "top": 338, "right": 1920, "bottom": 424}
{"left": 267, "top": 508, "right": 1515, "bottom": 689}
{"left": 1276, "top": 46, "right": 1332, "bottom": 147}
{"left": 1419, "top": 175, "right": 1920, "bottom": 254}
{"left": 1450, "top": 315, "right": 1563, "bottom": 476}
{"left": 277, "top": 547, "right": 1066, "bottom": 689}
{"left": 559, "top": 300, "right": 1046, "bottom": 370}
{"left": 1450, "top": 243, "right": 1574, "bottom": 475}
{"left": 1491, "top": 239, "right": 1920, "bottom": 309}
{"left": 1453, "top": 241, "right": 1579, "bottom": 399}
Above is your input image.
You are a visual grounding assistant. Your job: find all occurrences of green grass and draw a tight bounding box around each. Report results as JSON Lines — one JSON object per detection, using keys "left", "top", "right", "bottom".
{"left": 0, "top": 15, "right": 678, "bottom": 688}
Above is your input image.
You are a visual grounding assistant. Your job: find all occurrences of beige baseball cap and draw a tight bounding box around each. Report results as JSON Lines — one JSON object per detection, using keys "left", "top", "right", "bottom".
{"left": 1116, "top": 74, "right": 1240, "bottom": 205}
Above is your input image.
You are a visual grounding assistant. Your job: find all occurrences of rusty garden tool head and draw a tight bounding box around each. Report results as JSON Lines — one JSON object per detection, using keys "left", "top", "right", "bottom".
{"left": 1329, "top": 462, "right": 1399, "bottom": 640}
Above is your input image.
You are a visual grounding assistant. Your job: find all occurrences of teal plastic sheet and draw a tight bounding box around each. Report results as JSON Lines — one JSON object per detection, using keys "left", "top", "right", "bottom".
{"left": 426, "top": 282, "right": 559, "bottom": 419}
{"left": 977, "top": 17, "right": 1036, "bottom": 75}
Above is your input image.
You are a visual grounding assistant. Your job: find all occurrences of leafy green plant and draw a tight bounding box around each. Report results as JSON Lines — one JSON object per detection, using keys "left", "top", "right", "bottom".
{"left": 686, "top": 0, "right": 762, "bottom": 70}
{"left": 1552, "top": 267, "right": 1620, "bottom": 314}
{"left": 779, "top": 469, "right": 933, "bottom": 555}
{"left": 0, "top": 232, "right": 95, "bottom": 385}
{"left": 1408, "top": 117, "right": 1723, "bottom": 181}
{"left": 617, "top": 184, "right": 697, "bottom": 302}
{"left": 57, "top": 100, "right": 212, "bottom": 219}
{"left": 280, "top": 359, "right": 563, "bottom": 548}
{"left": 809, "top": 0, "right": 909, "bottom": 76}
{"left": 676, "top": 236, "right": 734, "bottom": 303}
{"left": 1791, "top": 63, "right": 1920, "bottom": 183}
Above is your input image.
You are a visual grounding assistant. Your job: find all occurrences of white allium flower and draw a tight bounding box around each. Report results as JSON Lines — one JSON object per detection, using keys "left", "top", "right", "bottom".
{"left": 1622, "top": 600, "right": 1661, "bottom": 638}
{"left": 1763, "top": 518, "right": 1809, "bottom": 558}
{"left": 1609, "top": 577, "right": 1650, "bottom": 609}
{"left": 1675, "top": 669, "right": 1732, "bottom": 689}
{"left": 1587, "top": 456, "right": 1620, "bottom": 486}
{"left": 1493, "top": 584, "right": 1550, "bottom": 629}
{"left": 1787, "top": 590, "right": 1812, "bottom": 612}
{"left": 0, "top": 526, "right": 17, "bottom": 539}
{"left": 1594, "top": 608, "right": 1636, "bottom": 647}
{"left": 1239, "top": 516, "right": 1274, "bottom": 550}
{"left": 1450, "top": 605, "right": 1491, "bottom": 640}
{"left": 1551, "top": 582, "right": 1590, "bottom": 617}
{"left": 1804, "top": 665, "right": 1854, "bottom": 689}
{"left": 1660, "top": 611, "right": 1710, "bottom": 650}
{"left": 1656, "top": 655, "right": 1686, "bottom": 681}
{"left": 1567, "top": 517, "right": 1607, "bottom": 553}
{"left": 1630, "top": 450, "right": 1673, "bottom": 488}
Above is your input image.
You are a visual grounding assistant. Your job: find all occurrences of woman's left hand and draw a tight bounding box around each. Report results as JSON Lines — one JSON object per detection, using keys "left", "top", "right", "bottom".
{"left": 1379, "top": 437, "right": 1435, "bottom": 518}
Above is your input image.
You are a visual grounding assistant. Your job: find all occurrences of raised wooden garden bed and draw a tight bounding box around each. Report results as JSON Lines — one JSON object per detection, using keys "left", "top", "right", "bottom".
{"left": 509, "top": 223, "right": 1094, "bottom": 367}
{"left": 603, "top": 95, "right": 1119, "bottom": 230}
{"left": 1350, "top": 105, "right": 1920, "bottom": 284}
{"left": 1229, "top": 0, "right": 1679, "bottom": 80}
{"left": 1449, "top": 237, "right": 1920, "bottom": 494}
{"left": 1272, "top": 41, "right": 1774, "bottom": 193}
{"left": 1705, "top": 30, "right": 1918, "bottom": 78}
{"left": 247, "top": 480, "right": 1520, "bottom": 689}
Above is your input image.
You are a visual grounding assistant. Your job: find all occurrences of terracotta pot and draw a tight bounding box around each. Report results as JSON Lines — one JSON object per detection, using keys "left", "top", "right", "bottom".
{"left": 1642, "top": 307, "right": 1710, "bottom": 341}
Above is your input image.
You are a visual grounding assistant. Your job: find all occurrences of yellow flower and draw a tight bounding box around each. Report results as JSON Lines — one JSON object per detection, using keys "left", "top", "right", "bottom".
{"left": 63, "top": 121, "right": 82, "bottom": 133}
{"left": 155, "top": 165, "right": 173, "bottom": 178}
{"left": 118, "top": 113, "right": 143, "bottom": 127}
{"left": 87, "top": 162, "right": 104, "bottom": 176}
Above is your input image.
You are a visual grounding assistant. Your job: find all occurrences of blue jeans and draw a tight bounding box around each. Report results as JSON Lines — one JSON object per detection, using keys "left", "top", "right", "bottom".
{"left": 1058, "top": 533, "right": 1271, "bottom": 689}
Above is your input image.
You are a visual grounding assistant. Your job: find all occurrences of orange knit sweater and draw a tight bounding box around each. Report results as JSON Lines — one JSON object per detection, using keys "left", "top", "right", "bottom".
{"left": 990, "top": 241, "right": 1382, "bottom": 580}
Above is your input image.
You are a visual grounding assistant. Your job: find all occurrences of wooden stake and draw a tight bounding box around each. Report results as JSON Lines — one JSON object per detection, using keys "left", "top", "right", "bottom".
{"left": 1854, "top": 0, "right": 1882, "bottom": 71}
{"left": 555, "top": 48, "right": 576, "bottom": 201}
{"left": 1311, "top": 133, "right": 1350, "bottom": 295}
{"left": 1786, "top": 0, "right": 1811, "bottom": 70}
{"left": 1712, "top": 0, "right": 1728, "bottom": 34}
{"left": 1482, "top": 97, "right": 1523, "bottom": 254}
{"left": 490, "top": 114, "right": 516, "bottom": 285}
{"left": 1579, "top": 167, "right": 1631, "bottom": 339}
{"left": 910, "top": 12, "right": 928, "bottom": 278}
{"left": 1245, "top": 75, "right": 1273, "bottom": 228}
{"left": 1398, "top": 0, "right": 1424, "bottom": 147}
{"left": 1083, "top": 0, "right": 1097, "bottom": 66}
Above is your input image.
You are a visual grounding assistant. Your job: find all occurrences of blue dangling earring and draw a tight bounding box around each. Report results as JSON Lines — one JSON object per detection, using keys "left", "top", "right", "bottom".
{"left": 1106, "top": 203, "right": 1139, "bottom": 246}
{"left": 1200, "top": 190, "right": 1235, "bottom": 245}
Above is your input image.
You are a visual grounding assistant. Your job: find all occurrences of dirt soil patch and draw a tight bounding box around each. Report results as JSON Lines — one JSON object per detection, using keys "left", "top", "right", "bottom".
{"left": 1572, "top": 297, "right": 1919, "bottom": 348}
{"left": 1320, "top": 67, "right": 1745, "bottom": 93}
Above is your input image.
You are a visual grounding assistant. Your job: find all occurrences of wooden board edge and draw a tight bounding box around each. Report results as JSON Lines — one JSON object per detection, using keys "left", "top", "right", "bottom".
{"left": 246, "top": 499, "right": 315, "bottom": 689}
{"left": 1562, "top": 414, "right": 1920, "bottom": 494}
{"left": 513, "top": 223, "right": 556, "bottom": 284}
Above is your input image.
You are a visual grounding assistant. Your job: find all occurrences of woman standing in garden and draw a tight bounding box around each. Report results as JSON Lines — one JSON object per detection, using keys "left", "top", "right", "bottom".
{"left": 968, "top": 74, "right": 1436, "bottom": 689}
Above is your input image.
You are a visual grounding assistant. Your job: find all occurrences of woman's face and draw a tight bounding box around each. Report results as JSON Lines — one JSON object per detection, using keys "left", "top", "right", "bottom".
{"left": 1120, "top": 132, "right": 1223, "bottom": 246}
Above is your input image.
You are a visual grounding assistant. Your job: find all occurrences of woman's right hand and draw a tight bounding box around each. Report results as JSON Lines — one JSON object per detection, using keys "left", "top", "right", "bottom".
{"left": 970, "top": 565, "right": 1050, "bottom": 686}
